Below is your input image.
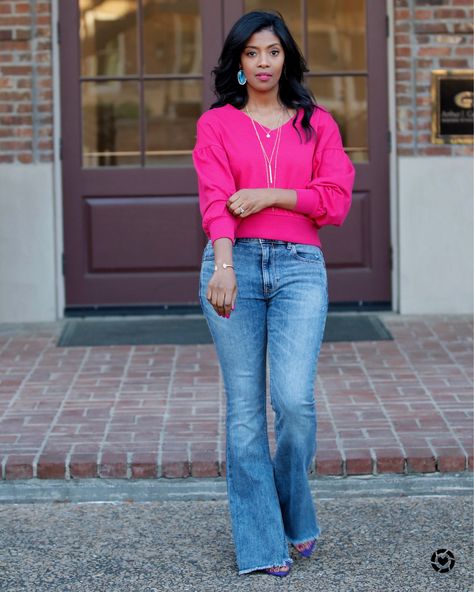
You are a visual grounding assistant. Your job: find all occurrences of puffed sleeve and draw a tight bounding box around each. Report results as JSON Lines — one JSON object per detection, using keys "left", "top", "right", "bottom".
{"left": 292, "top": 112, "right": 355, "bottom": 228}
{"left": 192, "top": 114, "right": 240, "bottom": 245}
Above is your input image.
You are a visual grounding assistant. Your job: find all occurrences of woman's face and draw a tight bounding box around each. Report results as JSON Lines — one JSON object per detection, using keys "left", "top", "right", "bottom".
{"left": 240, "top": 28, "right": 285, "bottom": 95}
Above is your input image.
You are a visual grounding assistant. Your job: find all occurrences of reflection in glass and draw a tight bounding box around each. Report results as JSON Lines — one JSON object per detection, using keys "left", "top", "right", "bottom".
{"left": 244, "top": 0, "right": 302, "bottom": 50}
{"left": 143, "top": 0, "right": 201, "bottom": 74}
{"left": 308, "top": 0, "right": 366, "bottom": 72}
{"left": 145, "top": 79, "right": 202, "bottom": 166}
{"left": 308, "top": 76, "right": 368, "bottom": 162}
{"left": 80, "top": 0, "right": 138, "bottom": 77}
{"left": 82, "top": 81, "right": 140, "bottom": 167}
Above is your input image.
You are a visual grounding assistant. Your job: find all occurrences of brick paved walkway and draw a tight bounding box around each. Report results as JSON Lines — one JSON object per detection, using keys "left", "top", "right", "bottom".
{"left": 0, "top": 314, "right": 472, "bottom": 480}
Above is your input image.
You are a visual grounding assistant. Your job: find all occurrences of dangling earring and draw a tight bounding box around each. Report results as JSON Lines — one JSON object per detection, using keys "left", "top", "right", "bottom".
{"left": 237, "top": 68, "right": 247, "bottom": 85}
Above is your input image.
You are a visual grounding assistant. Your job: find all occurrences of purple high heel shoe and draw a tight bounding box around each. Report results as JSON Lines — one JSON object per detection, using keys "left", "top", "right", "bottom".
{"left": 263, "top": 560, "right": 292, "bottom": 577}
{"left": 292, "top": 538, "right": 317, "bottom": 558}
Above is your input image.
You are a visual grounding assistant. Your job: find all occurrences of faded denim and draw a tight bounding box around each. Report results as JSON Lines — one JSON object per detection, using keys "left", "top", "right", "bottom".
{"left": 199, "top": 238, "right": 328, "bottom": 575}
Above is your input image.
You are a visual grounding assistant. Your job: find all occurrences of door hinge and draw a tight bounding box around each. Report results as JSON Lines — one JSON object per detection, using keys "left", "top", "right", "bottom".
{"left": 386, "top": 14, "right": 389, "bottom": 37}
{"left": 387, "top": 130, "right": 392, "bottom": 153}
{"left": 62, "top": 252, "right": 66, "bottom": 276}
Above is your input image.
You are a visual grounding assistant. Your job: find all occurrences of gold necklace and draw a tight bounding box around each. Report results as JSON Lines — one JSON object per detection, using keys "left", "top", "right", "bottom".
{"left": 246, "top": 106, "right": 283, "bottom": 187}
{"left": 245, "top": 105, "right": 286, "bottom": 138}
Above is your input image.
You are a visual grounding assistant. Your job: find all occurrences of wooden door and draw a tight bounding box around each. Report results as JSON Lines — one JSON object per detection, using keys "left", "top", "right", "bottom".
{"left": 60, "top": 0, "right": 390, "bottom": 310}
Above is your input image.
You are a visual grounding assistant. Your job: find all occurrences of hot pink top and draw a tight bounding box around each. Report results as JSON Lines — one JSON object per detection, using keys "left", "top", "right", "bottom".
{"left": 192, "top": 103, "right": 355, "bottom": 247}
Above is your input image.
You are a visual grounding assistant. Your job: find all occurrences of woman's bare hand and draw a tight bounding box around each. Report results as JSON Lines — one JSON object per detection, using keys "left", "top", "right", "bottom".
{"left": 207, "top": 268, "right": 237, "bottom": 318}
{"left": 226, "top": 189, "right": 274, "bottom": 218}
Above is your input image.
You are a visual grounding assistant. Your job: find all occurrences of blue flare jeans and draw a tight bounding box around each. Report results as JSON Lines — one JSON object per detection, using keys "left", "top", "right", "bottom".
{"left": 199, "top": 237, "right": 328, "bottom": 575}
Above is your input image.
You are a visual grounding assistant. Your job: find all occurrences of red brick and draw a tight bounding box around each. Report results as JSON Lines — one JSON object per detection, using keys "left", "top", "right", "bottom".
{"left": 5, "top": 454, "right": 35, "bottom": 479}
{"left": 315, "top": 449, "right": 343, "bottom": 475}
{"left": 191, "top": 458, "right": 219, "bottom": 477}
{"left": 433, "top": 9, "right": 467, "bottom": 18}
{"left": 130, "top": 453, "right": 157, "bottom": 478}
{"left": 37, "top": 453, "right": 66, "bottom": 479}
{"left": 436, "top": 448, "right": 467, "bottom": 472}
{"left": 345, "top": 449, "right": 373, "bottom": 475}
{"left": 373, "top": 449, "right": 405, "bottom": 474}
{"left": 415, "top": 9, "right": 434, "bottom": 19}
{"left": 415, "top": 22, "right": 448, "bottom": 34}
{"left": 69, "top": 455, "right": 98, "bottom": 478}
{"left": 406, "top": 448, "right": 436, "bottom": 473}
{"left": 15, "top": 3, "right": 31, "bottom": 14}
{"left": 439, "top": 58, "right": 470, "bottom": 67}
{"left": 161, "top": 457, "right": 190, "bottom": 478}
{"left": 417, "top": 46, "right": 452, "bottom": 56}
{"left": 455, "top": 46, "right": 474, "bottom": 55}
{"left": 99, "top": 452, "right": 128, "bottom": 478}
{"left": 395, "top": 8, "right": 410, "bottom": 20}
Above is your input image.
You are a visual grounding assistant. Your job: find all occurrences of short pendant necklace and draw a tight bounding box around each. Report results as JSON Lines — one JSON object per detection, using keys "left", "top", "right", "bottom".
{"left": 246, "top": 106, "right": 283, "bottom": 187}
{"left": 246, "top": 106, "right": 285, "bottom": 138}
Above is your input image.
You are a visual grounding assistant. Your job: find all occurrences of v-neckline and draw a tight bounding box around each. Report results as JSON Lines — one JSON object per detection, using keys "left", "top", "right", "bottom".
{"left": 227, "top": 103, "right": 298, "bottom": 132}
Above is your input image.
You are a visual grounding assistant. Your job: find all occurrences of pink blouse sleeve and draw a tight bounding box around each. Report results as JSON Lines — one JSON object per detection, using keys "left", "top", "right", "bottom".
{"left": 292, "top": 112, "right": 355, "bottom": 228}
{"left": 192, "top": 115, "right": 240, "bottom": 245}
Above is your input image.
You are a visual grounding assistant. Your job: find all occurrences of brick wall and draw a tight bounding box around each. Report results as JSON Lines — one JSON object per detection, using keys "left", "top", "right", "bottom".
{"left": 0, "top": 1, "right": 472, "bottom": 163}
{"left": 395, "top": 0, "right": 474, "bottom": 156}
{"left": 0, "top": 0, "right": 53, "bottom": 164}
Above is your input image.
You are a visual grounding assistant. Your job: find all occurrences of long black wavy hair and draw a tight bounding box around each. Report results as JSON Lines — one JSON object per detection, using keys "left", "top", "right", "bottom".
{"left": 210, "top": 10, "right": 317, "bottom": 142}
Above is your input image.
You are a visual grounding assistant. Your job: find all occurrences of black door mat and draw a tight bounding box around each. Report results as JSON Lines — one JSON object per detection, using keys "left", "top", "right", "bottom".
{"left": 57, "top": 314, "right": 392, "bottom": 347}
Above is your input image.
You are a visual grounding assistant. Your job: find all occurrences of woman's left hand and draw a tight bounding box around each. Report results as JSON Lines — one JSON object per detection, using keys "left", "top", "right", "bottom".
{"left": 226, "top": 189, "right": 273, "bottom": 218}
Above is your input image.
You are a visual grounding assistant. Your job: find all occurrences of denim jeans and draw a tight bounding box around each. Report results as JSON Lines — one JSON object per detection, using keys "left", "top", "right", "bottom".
{"left": 198, "top": 237, "right": 328, "bottom": 575}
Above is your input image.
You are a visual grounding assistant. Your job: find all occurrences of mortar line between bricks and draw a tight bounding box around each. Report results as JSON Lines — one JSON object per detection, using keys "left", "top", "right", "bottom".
{"left": 157, "top": 346, "right": 179, "bottom": 477}
{"left": 351, "top": 342, "right": 408, "bottom": 472}
{"left": 394, "top": 332, "right": 468, "bottom": 469}
{"left": 316, "top": 368, "right": 346, "bottom": 473}
{"left": 97, "top": 345, "right": 136, "bottom": 474}
{"left": 31, "top": 347, "right": 92, "bottom": 478}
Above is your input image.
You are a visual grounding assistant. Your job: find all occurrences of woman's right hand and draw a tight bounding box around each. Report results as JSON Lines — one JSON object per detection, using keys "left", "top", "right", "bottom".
{"left": 206, "top": 268, "right": 237, "bottom": 318}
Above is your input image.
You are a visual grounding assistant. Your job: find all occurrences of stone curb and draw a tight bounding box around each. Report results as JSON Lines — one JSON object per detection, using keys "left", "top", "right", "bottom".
{"left": 0, "top": 472, "right": 472, "bottom": 505}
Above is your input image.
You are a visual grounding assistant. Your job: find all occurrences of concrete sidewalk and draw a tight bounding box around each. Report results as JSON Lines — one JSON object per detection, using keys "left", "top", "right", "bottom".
{"left": 0, "top": 313, "right": 472, "bottom": 481}
{"left": 0, "top": 474, "right": 472, "bottom": 591}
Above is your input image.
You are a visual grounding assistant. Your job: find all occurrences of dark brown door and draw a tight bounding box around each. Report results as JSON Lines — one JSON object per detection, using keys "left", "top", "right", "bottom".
{"left": 60, "top": 0, "right": 389, "bottom": 309}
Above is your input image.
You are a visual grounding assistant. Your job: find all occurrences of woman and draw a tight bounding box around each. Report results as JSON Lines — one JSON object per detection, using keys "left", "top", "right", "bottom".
{"left": 192, "top": 10, "right": 355, "bottom": 577}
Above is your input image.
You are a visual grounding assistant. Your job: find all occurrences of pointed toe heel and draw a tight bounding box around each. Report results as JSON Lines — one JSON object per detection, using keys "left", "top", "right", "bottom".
{"left": 263, "top": 561, "right": 292, "bottom": 577}
{"left": 292, "top": 538, "right": 317, "bottom": 558}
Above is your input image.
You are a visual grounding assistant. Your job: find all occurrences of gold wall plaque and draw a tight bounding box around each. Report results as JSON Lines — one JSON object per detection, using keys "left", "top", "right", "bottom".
{"left": 431, "top": 69, "right": 473, "bottom": 144}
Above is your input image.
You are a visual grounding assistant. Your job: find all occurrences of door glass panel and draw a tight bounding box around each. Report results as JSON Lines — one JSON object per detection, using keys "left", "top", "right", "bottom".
{"left": 243, "top": 0, "right": 302, "bottom": 50}
{"left": 82, "top": 81, "right": 140, "bottom": 167}
{"left": 80, "top": 0, "right": 138, "bottom": 77}
{"left": 307, "top": 76, "right": 368, "bottom": 162}
{"left": 143, "top": 0, "right": 201, "bottom": 74}
{"left": 307, "top": 0, "right": 366, "bottom": 72}
{"left": 145, "top": 79, "right": 202, "bottom": 166}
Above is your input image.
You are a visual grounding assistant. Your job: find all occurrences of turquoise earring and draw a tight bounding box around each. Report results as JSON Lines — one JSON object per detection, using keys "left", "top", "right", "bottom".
{"left": 237, "top": 68, "right": 247, "bottom": 85}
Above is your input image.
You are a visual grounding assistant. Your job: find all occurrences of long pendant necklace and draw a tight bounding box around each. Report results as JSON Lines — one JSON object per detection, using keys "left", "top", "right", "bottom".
{"left": 245, "top": 106, "right": 283, "bottom": 187}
